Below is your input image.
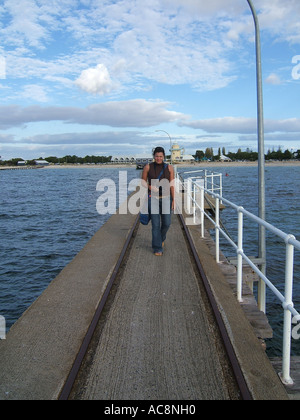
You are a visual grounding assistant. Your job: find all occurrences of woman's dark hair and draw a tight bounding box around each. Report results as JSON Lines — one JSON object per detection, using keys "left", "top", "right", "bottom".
{"left": 153, "top": 147, "right": 165, "bottom": 157}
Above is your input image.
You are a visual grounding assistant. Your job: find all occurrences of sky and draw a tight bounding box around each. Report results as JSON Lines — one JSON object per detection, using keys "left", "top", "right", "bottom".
{"left": 0, "top": 0, "right": 300, "bottom": 160}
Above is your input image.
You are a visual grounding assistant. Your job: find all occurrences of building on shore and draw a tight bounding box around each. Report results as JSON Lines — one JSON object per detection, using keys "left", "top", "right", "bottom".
{"left": 111, "top": 156, "right": 135, "bottom": 164}
{"left": 218, "top": 155, "right": 232, "bottom": 162}
{"left": 111, "top": 155, "right": 153, "bottom": 168}
{"left": 111, "top": 146, "right": 195, "bottom": 167}
{"left": 170, "top": 144, "right": 195, "bottom": 164}
{"left": 35, "top": 160, "right": 50, "bottom": 166}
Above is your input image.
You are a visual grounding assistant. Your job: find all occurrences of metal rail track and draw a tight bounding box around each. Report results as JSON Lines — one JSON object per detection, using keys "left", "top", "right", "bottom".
{"left": 178, "top": 213, "right": 252, "bottom": 401}
{"left": 59, "top": 215, "right": 140, "bottom": 400}
{"left": 59, "top": 213, "right": 252, "bottom": 400}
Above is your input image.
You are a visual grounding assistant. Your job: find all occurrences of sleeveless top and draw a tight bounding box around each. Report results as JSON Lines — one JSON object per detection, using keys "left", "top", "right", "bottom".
{"left": 147, "top": 162, "right": 171, "bottom": 197}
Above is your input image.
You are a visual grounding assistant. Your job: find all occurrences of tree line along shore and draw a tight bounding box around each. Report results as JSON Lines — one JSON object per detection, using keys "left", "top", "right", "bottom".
{"left": 1, "top": 146, "right": 299, "bottom": 168}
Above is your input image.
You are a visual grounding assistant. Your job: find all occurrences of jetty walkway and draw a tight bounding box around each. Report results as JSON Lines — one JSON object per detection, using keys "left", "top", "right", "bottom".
{"left": 69, "top": 215, "right": 235, "bottom": 400}
{"left": 0, "top": 196, "right": 290, "bottom": 400}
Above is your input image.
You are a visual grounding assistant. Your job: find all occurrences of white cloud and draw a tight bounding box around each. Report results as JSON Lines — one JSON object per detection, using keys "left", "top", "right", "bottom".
{"left": 21, "top": 84, "right": 49, "bottom": 102}
{"left": 180, "top": 116, "right": 300, "bottom": 134}
{"left": 0, "top": 133, "right": 14, "bottom": 143}
{"left": 2, "top": 0, "right": 300, "bottom": 97}
{"left": 258, "top": 0, "right": 300, "bottom": 44}
{"left": 266, "top": 73, "right": 282, "bottom": 85}
{"left": 0, "top": 0, "right": 251, "bottom": 94}
{"left": 265, "top": 118, "right": 300, "bottom": 133}
{"left": 0, "top": 100, "right": 185, "bottom": 129}
{"left": 1, "top": 0, "right": 51, "bottom": 48}
{"left": 75, "top": 64, "right": 114, "bottom": 95}
{"left": 17, "top": 130, "right": 151, "bottom": 146}
{"left": 161, "top": 0, "right": 247, "bottom": 17}
{"left": 0, "top": 0, "right": 75, "bottom": 48}
{"left": 2, "top": 102, "right": 300, "bottom": 137}
{"left": 180, "top": 117, "right": 257, "bottom": 133}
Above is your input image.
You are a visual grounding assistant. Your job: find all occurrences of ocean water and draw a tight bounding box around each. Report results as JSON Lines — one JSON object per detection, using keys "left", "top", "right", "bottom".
{"left": 0, "top": 168, "right": 138, "bottom": 331}
{"left": 0, "top": 165, "right": 299, "bottom": 358}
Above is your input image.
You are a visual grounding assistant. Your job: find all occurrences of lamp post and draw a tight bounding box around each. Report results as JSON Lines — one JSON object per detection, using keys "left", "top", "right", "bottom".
{"left": 246, "top": 0, "right": 266, "bottom": 313}
{"left": 155, "top": 130, "right": 173, "bottom": 164}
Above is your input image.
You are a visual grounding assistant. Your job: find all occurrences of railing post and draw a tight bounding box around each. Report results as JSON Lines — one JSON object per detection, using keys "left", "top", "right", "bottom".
{"left": 200, "top": 187, "right": 204, "bottom": 238}
{"left": 193, "top": 183, "right": 196, "bottom": 224}
{"left": 215, "top": 197, "right": 220, "bottom": 263}
{"left": 187, "top": 178, "right": 192, "bottom": 215}
{"left": 237, "top": 208, "right": 244, "bottom": 303}
{"left": 281, "top": 237, "right": 295, "bottom": 385}
{"left": 220, "top": 173, "right": 223, "bottom": 205}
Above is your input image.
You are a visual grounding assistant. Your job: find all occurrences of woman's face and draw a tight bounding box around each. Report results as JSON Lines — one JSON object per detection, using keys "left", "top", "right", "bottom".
{"left": 154, "top": 152, "right": 164, "bottom": 164}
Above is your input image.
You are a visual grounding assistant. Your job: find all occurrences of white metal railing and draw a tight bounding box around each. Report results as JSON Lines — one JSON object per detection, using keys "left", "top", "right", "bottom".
{"left": 177, "top": 172, "right": 300, "bottom": 386}
{"left": 177, "top": 169, "right": 222, "bottom": 198}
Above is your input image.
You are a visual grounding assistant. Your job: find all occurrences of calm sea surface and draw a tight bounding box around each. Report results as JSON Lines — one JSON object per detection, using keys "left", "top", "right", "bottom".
{"left": 0, "top": 165, "right": 299, "bottom": 357}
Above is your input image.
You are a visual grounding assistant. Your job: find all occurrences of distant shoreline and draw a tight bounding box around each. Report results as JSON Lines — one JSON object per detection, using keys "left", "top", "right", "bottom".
{"left": 34, "top": 160, "right": 300, "bottom": 169}
{"left": 1, "top": 160, "right": 300, "bottom": 171}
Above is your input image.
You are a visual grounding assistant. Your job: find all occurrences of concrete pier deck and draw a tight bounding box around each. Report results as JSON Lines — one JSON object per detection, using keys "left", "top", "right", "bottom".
{"left": 70, "top": 216, "right": 235, "bottom": 400}
{"left": 0, "top": 200, "right": 289, "bottom": 400}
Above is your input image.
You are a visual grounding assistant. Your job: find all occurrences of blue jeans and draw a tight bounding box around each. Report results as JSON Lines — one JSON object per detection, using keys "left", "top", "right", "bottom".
{"left": 149, "top": 197, "right": 172, "bottom": 253}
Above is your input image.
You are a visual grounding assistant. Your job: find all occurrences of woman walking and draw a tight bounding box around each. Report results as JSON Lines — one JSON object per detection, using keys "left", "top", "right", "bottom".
{"left": 142, "top": 147, "right": 175, "bottom": 256}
